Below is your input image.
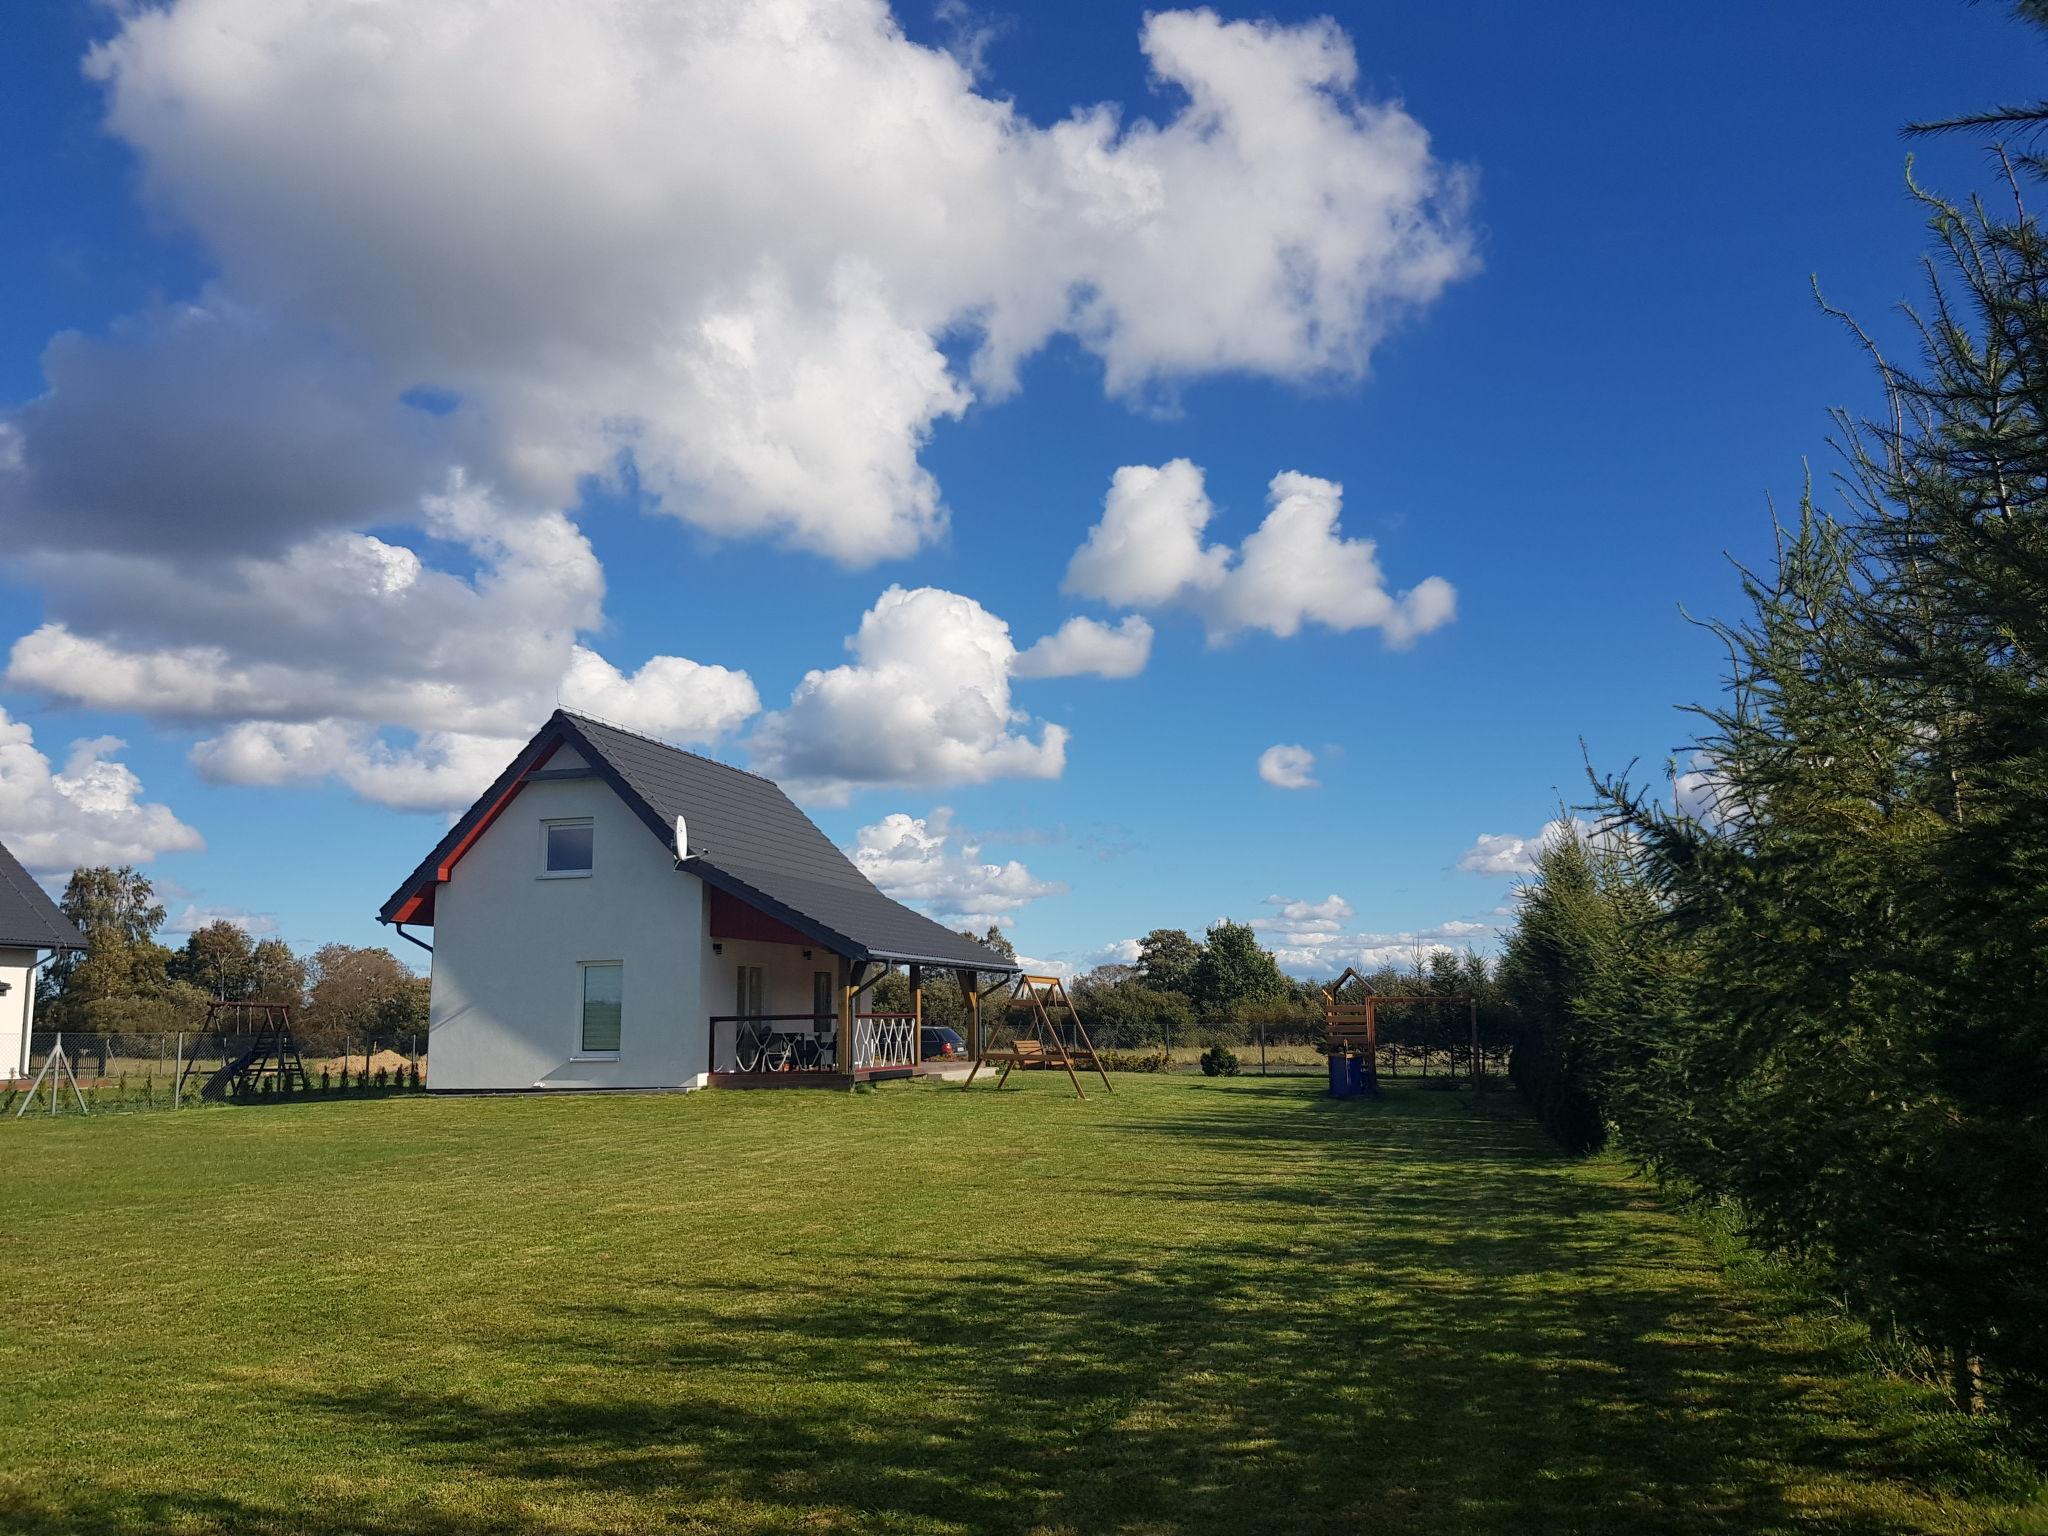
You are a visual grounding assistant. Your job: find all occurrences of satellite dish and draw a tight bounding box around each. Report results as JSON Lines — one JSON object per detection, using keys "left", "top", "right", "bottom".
{"left": 674, "top": 813, "right": 689, "bottom": 860}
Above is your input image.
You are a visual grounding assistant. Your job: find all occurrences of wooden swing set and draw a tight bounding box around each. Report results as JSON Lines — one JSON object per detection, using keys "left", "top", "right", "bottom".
{"left": 1323, "top": 967, "right": 1481, "bottom": 1095}
{"left": 964, "top": 974, "right": 1113, "bottom": 1099}
{"left": 176, "top": 999, "right": 309, "bottom": 1101}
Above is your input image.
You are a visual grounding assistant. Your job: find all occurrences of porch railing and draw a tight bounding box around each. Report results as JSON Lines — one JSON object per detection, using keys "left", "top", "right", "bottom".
{"left": 852, "top": 1012, "right": 917, "bottom": 1071}
{"left": 706, "top": 1011, "right": 922, "bottom": 1075}
{"left": 708, "top": 1014, "right": 838, "bottom": 1074}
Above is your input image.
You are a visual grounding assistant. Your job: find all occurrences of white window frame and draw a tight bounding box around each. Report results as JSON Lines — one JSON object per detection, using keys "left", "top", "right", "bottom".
{"left": 540, "top": 817, "right": 594, "bottom": 879}
{"left": 575, "top": 960, "right": 623, "bottom": 1060}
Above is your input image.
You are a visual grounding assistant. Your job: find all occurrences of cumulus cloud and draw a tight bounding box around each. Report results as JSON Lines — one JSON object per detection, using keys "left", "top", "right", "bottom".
{"left": 1064, "top": 460, "right": 1455, "bottom": 645}
{"left": 10, "top": 475, "right": 759, "bottom": 813}
{"left": 749, "top": 586, "right": 1067, "bottom": 802}
{"left": 849, "top": 807, "right": 1065, "bottom": 928}
{"left": 0, "top": 300, "right": 436, "bottom": 559}
{"left": 164, "top": 903, "right": 278, "bottom": 937}
{"left": 1456, "top": 817, "right": 1632, "bottom": 878}
{"left": 1258, "top": 743, "right": 1319, "bottom": 790}
{"left": 2, "top": 2, "right": 1475, "bottom": 814}
{"left": 1258, "top": 893, "right": 1354, "bottom": 937}
{"left": 1252, "top": 891, "right": 1498, "bottom": 975}
{"left": 1085, "top": 937, "right": 1144, "bottom": 967}
{"left": 1012, "top": 616, "right": 1153, "bottom": 679}
{"left": 1673, "top": 754, "right": 1734, "bottom": 826}
{"left": 78, "top": 2, "right": 1472, "bottom": 564}
{"left": 0, "top": 710, "right": 202, "bottom": 873}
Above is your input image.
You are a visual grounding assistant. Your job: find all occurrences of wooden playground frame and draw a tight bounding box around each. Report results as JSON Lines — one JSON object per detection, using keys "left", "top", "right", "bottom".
{"left": 1322, "top": 968, "right": 1482, "bottom": 1094}
{"left": 175, "top": 999, "right": 309, "bottom": 1102}
{"left": 964, "top": 974, "right": 1113, "bottom": 1099}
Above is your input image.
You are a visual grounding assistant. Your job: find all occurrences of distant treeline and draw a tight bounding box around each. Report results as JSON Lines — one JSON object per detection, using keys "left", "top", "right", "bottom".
{"left": 896, "top": 921, "right": 1508, "bottom": 1057}
{"left": 1499, "top": 15, "right": 2048, "bottom": 1436}
{"left": 39, "top": 866, "right": 427, "bottom": 1057}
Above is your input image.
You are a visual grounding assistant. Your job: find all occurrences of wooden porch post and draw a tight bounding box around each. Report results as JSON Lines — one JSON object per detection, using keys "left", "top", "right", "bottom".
{"left": 956, "top": 969, "right": 982, "bottom": 1059}
{"left": 908, "top": 964, "right": 923, "bottom": 1065}
{"left": 838, "top": 956, "right": 856, "bottom": 1080}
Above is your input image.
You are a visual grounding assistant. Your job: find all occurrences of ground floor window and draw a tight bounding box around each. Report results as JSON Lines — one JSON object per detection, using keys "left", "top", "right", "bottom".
{"left": 580, "top": 962, "right": 623, "bottom": 1054}
{"left": 736, "top": 965, "right": 765, "bottom": 1018}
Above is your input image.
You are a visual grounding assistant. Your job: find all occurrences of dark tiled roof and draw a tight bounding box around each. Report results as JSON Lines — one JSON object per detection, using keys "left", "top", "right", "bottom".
{"left": 0, "top": 841, "right": 85, "bottom": 951}
{"left": 380, "top": 710, "right": 1019, "bottom": 973}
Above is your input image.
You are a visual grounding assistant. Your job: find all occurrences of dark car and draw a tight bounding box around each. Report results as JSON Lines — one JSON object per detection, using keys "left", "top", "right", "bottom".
{"left": 920, "top": 1026, "right": 966, "bottom": 1060}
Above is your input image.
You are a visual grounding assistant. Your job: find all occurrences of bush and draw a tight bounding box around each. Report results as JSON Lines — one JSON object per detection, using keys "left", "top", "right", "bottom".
{"left": 1200, "top": 1044, "right": 1240, "bottom": 1077}
{"left": 1096, "top": 1049, "right": 1167, "bottom": 1073}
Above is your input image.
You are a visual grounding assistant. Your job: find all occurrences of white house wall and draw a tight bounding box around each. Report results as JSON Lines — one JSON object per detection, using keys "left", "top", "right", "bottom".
{"left": 0, "top": 946, "right": 37, "bottom": 1081}
{"left": 426, "top": 745, "right": 708, "bottom": 1091}
{"left": 701, "top": 935, "right": 845, "bottom": 1071}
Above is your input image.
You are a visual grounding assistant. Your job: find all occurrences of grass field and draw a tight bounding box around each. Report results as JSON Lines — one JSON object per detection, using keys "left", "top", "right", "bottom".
{"left": 0, "top": 1075, "right": 2039, "bottom": 1535}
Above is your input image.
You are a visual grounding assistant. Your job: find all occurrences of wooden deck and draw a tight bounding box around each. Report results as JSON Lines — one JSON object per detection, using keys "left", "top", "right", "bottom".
{"left": 707, "top": 1064, "right": 919, "bottom": 1089}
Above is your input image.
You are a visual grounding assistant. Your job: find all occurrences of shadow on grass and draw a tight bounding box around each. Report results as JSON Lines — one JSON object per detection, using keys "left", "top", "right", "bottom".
{"left": 1, "top": 1081, "right": 2021, "bottom": 1535}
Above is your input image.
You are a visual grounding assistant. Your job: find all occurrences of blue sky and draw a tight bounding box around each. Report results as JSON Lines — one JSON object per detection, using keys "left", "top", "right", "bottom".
{"left": 0, "top": 1, "right": 2028, "bottom": 974}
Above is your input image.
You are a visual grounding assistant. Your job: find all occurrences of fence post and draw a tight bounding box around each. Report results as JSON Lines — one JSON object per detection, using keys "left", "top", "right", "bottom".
{"left": 1258, "top": 1018, "right": 1266, "bottom": 1076}
{"left": 173, "top": 1032, "right": 183, "bottom": 1110}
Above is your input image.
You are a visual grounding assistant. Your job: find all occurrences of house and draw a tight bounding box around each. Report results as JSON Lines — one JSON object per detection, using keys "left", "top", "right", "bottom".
{"left": 378, "top": 709, "right": 1020, "bottom": 1091}
{"left": 0, "top": 840, "right": 86, "bottom": 1082}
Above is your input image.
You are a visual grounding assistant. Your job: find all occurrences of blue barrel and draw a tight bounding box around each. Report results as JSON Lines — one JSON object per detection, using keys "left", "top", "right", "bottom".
{"left": 1328, "top": 1051, "right": 1356, "bottom": 1098}
{"left": 1347, "top": 1053, "right": 1366, "bottom": 1096}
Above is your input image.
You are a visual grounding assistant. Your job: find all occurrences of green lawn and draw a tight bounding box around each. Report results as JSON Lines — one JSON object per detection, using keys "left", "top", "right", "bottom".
{"left": 0, "top": 1075, "right": 2038, "bottom": 1535}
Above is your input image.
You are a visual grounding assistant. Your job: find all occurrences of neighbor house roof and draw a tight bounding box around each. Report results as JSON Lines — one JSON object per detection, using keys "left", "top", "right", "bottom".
{"left": 0, "top": 841, "right": 85, "bottom": 952}
{"left": 378, "top": 710, "right": 1019, "bottom": 974}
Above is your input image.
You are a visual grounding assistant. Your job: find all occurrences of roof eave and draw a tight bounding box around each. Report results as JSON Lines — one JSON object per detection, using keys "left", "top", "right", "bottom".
{"left": 864, "top": 946, "right": 1022, "bottom": 973}
{"left": 689, "top": 860, "right": 873, "bottom": 963}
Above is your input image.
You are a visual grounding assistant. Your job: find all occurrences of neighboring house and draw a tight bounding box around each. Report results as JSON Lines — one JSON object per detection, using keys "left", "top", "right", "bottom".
{"left": 379, "top": 709, "right": 1019, "bottom": 1092}
{"left": 0, "top": 841, "right": 86, "bottom": 1082}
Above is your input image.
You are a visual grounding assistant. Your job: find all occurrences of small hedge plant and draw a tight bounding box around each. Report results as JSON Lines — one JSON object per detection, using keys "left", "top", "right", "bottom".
{"left": 1200, "top": 1044, "right": 1241, "bottom": 1077}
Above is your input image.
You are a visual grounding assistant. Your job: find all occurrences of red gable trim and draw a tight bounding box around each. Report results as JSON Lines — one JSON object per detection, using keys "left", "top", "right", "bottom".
{"left": 388, "top": 737, "right": 564, "bottom": 925}
{"left": 438, "top": 738, "right": 560, "bottom": 882}
{"left": 708, "top": 885, "right": 819, "bottom": 949}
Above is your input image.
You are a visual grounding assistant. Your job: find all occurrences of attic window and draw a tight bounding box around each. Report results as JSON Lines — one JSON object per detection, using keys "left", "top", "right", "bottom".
{"left": 543, "top": 819, "right": 594, "bottom": 877}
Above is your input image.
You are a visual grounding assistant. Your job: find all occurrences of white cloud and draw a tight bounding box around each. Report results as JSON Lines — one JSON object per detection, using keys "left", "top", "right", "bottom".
{"left": 1063, "top": 461, "right": 1455, "bottom": 646}
{"left": 1064, "top": 461, "right": 1230, "bottom": 610}
{"left": 1456, "top": 817, "right": 1630, "bottom": 878}
{"left": 1012, "top": 616, "right": 1152, "bottom": 680}
{"left": 10, "top": 475, "right": 759, "bottom": 813}
{"left": 557, "top": 647, "right": 762, "bottom": 742}
{"left": 164, "top": 903, "right": 278, "bottom": 937}
{"left": 1257, "top": 893, "right": 1353, "bottom": 936}
{"left": 1673, "top": 754, "right": 1732, "bottom": 826}
{"left": 749, "top": 585, "right": 1066, "bottom": 802}
{"left": 0, "top": 300, "right": 434, "bottom": 559}
{"left": 1085, "top": 937, "right": 1144, "bottom": 967}
{"left": 0, "top": 710, "right": 203, "bottom": 873}
{"left": 1258, "top": 744, "right": 1319, "bottom": 790}
{"left": 1253, "top": 890, "right": 1497, "bottom": 976}
{"left": 850, "top": 807, "right": 1065, "bottom": 928}
{"left": 74, "top": 1, "right": 1471, "bottom": 566}
{"left": 1457, "top": 830, "right": 1549, "bottom": 878}
{"left": 3, "top": 2, "right": 1476, "bottom": 813}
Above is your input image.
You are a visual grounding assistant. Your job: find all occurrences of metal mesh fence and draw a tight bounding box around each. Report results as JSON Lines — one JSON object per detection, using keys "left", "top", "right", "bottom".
{"left": 5, "top": 1031, "right": 429, "bottom": 1114}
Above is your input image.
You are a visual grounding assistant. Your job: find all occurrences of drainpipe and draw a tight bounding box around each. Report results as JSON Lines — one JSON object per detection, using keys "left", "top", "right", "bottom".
{"left": 18, "top": 949, "right": 52, "bottom": 1080}
{"left": 393, "top": 923, "right": 433, "bottom": 955}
